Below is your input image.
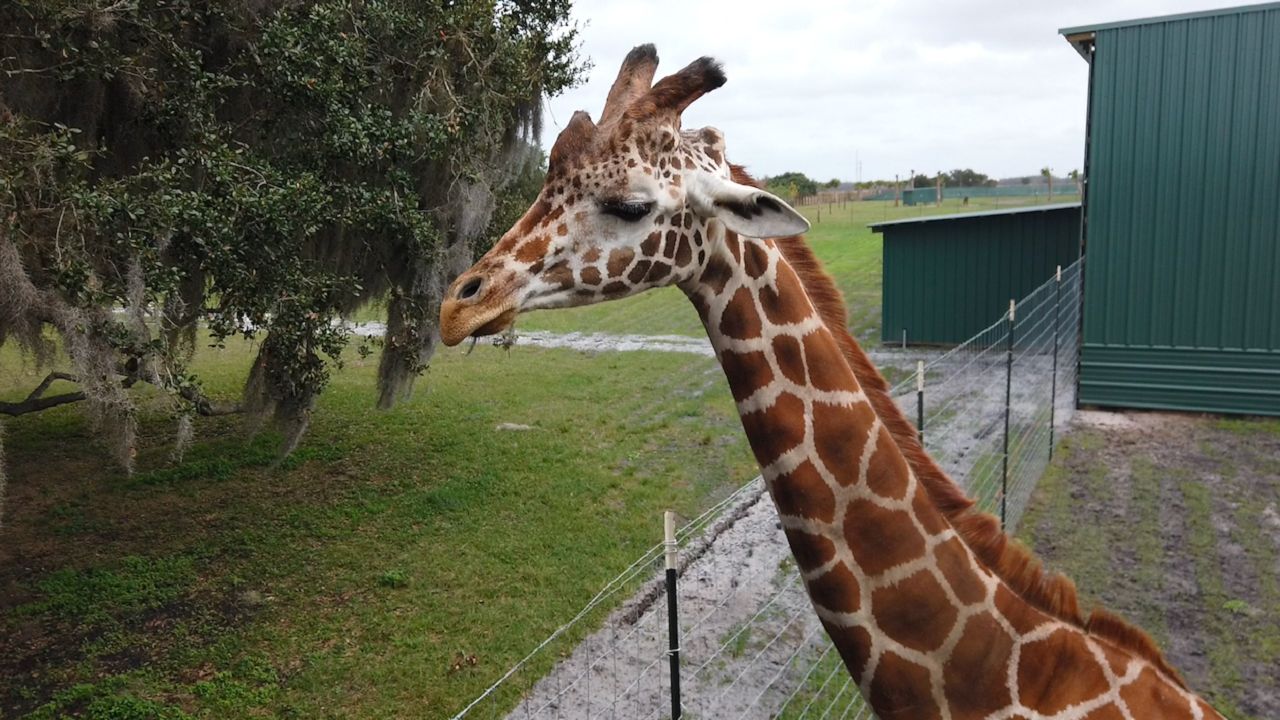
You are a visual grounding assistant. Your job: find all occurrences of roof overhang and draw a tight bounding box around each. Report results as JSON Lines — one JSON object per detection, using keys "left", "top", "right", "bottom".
{"left": 1062, "top": 31, "right": 1095, "bottom": 62}
{"left": 1059, "top": 2, "right": 1280, "bottom": 61}
{"left": 868, "top": 202, "right": 1081, "bottom": 233}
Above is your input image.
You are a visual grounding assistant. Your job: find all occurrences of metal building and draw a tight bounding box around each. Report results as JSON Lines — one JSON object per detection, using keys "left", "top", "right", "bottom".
{"left": 871, "top": 203, "right": 1082, "bottom": 345}
{"left": 1063, "top": 3, "right": 1280, "bottom": 416}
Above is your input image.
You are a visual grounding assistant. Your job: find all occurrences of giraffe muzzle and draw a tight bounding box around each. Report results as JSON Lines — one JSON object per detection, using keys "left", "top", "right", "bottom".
{"left": 439, "top": 271, "right": 518, "bottom": 347}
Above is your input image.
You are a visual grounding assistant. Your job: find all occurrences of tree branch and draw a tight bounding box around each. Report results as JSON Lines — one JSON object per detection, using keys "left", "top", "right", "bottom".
{"left": 0, "top": 389, "right": 87, "bottom": 416}
{"left": 25, "top": 371, "right": 78, "bottom": 402}
{"left": 0, "top": 371, "right": 242, "bottom": 418}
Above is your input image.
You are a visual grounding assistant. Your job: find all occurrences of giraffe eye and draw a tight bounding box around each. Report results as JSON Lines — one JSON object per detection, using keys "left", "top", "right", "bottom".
{"left": 601, "top": 200, "right": 654, "bottom": 222}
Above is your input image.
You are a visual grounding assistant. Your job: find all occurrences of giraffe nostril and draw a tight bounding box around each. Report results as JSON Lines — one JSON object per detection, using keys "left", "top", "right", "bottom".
{"left": 457, "top": 277, "right": 483, "bottom": 301}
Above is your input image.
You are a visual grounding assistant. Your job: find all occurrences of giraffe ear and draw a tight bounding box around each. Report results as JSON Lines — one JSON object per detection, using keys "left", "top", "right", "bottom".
{"left": 690, "top": 174, "right": 811, "bottom": 239}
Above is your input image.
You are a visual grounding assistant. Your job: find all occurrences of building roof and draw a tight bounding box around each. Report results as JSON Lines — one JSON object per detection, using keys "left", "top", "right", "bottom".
{"left": 868, "top": 202, "right": 1080, "bottom": 233}
{"left": 1060, "top": 2, "right": 1280, "bottom": 59}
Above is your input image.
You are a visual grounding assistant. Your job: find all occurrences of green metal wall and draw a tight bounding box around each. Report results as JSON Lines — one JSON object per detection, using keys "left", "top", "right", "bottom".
{"left": 1079, "top": 5, "right": 1280, "bottom": 416}
{"left": 877, "top": 206, "right": 1082, "bottom": 344}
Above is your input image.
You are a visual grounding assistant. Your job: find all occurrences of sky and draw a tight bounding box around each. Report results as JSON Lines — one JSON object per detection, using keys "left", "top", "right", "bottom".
{"left": 541, "top": 0, "right": 1252, "bottom": 182}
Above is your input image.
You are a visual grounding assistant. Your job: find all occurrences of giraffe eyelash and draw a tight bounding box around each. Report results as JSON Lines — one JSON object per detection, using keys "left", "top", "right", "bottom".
{"left": 600, "top": 200, "right": 654, "bottom": 222}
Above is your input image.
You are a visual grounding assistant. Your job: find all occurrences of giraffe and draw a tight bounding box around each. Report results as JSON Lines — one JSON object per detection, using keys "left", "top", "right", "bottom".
{"left": 439, "top": 46, "right": 1223, "bottom": 720}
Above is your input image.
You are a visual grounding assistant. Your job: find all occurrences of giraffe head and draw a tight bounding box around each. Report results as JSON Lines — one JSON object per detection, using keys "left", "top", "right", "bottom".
{"left": 439, "top": 45, "right": 809, "bottom": 346}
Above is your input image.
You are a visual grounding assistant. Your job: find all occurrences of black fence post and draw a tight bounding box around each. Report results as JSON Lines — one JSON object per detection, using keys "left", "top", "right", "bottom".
{"left": 916, "top": 360, "right": 925, "bottom": 445}
{"left": 1001, "top": 299, "right": 1015, "bottom": 529}
{"left": 1049, "top": 266, "right": 1062, "bottom": 459}
{"left": 664, "top": 511, "right": 682, "bottom": 720}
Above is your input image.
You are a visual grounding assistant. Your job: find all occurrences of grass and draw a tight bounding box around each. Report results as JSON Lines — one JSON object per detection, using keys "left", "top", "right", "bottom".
{"left": 1, "top": 337, "right": 760, "bottom": 718}
{"left": 0, "top": 196, "right": 1080, "bottom": 718}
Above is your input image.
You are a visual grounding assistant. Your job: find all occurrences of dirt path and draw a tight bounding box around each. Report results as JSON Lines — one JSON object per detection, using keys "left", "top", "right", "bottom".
{"left": 495, "top": 485, "right": 826, "bottom": 720}
{"left": 1019, "top": 411, "right": 1280, "bottom": 720}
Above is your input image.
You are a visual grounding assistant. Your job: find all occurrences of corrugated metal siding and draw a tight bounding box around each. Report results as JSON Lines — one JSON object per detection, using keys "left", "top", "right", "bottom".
{"left": 880, "top": 207, "right": 1081, "bottom": 344}
{"left": 1080, "top": 6, "right": 1280, "bottom": 416}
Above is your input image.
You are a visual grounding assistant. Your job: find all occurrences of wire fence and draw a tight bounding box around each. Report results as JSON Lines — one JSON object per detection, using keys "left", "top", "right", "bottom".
{"left": 449, "top": 258, "right": 1085, "bottom": 720}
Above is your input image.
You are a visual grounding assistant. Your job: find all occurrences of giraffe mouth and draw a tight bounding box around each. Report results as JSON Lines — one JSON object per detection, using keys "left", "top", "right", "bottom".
{"left": 439, "top": 300, "right": 518, "bottom": 347}
{"left": 472, "top": 308, "right": 518, "bottom": 338}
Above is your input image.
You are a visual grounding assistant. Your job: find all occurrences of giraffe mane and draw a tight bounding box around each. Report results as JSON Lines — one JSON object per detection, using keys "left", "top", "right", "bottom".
{"left": 726, "top": 165, "right": 1188, "bottom": 688}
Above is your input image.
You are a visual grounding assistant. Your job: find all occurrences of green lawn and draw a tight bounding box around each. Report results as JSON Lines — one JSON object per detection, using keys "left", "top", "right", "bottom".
{"left": 0, "top": 196, "right": 1078, "bottom": 718}
{"left": 1, "top": 339, "right": 760, "bottom": 718}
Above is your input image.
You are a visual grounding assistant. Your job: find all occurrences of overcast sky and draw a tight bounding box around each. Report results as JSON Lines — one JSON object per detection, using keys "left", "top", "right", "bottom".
{"left": 541, "top": 0, "right": 1249, "bottom": 182}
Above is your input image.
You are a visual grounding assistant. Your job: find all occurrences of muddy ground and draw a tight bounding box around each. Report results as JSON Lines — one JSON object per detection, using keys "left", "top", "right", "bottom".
{"left": 1019, "top": 411, "right": 1280, "bottom": 720}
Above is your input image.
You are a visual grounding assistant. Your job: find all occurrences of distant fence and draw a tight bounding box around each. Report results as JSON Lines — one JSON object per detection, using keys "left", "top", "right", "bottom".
{"left": 450, "top": 257, "right": 1085, "bottom": 720}
{"left": 861, "top": 184, "right": 1081, "bottom": 203}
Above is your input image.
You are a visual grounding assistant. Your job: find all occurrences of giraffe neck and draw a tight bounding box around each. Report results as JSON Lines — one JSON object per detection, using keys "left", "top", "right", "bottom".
{"left": 680, "top": 231, "right": 1218, "bottom": 720}
{"left": 684, "top": 231, "right": 993, "bottom": 715}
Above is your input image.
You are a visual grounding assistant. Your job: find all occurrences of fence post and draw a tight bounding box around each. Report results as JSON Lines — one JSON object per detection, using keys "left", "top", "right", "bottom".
{"left": 1049, "top": 265, "right": 1062, "bottom": 459}
{"left": 916, "top": 360, "right": 925, "bottom": 445}
{"left": 664, "top": 511, "right": 682, "bottom": 720}
{"left": 1001, "top": 299, "right": 1015, "bottom": 529}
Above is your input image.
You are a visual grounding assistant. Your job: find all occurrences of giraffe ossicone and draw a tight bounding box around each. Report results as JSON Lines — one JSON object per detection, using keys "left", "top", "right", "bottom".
{"left": 440, "top": 45, "right": 1222, "bottom": 720}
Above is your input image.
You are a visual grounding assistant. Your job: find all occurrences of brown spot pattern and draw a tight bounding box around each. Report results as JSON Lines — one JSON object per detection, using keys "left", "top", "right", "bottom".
{"left": 700, "top": 255, "right": 733, "bottom": 295}
{"left": 675, "top": 238, "right": 693, "bottom": 266}
{"left": 811, "top": 401, "right": 877, "bottom": 487}
{"left": 772, "top": 335, "right": 806, "bottom": 385}
{"left": 912, "top": 486, "right": 951, "bottom": 535}
{"left": 1019, "top": 629, "right": 1111, "bottom": 716}
{"left": 943, "top": 612, "right": 1014, "bottom": 720}
{"left": 627, "top": 260, "right": 652, "bottom": 284}
{"left": 516, "top": 235, "right": 550, "bottom": 263}
{"left": 1082, "top": 705, "right": 1129, "bottom": 720}
{"left": 607, "top": 248, "right": 635, "bottom": 278}
{"left": 739, "top": 392, "right": 804, "bottom": 467}
{"left": 770, "top": 461, "right": 835, "bottom": 524}
{"left": 807, "top": 562, "right": 861, "bottom": 614}
{"left": 846, "top": 499, "right": 927, "bottom": 577}
{"left": 743, "top": 242, "right": 770, "bottom": 278}
{"left": 934, "top": 538, "right": 986, "bottom": 605}
{"left": 645, "top": 262, "right": 671, "bottom": 283}
{"left": 995, "top": 585, "right": 1049, "bottom": 636}
{"left": 827, "top": 624, "right": 873, "bottom": 681}
{"left": 543, "top": 260, "right": 573, "bottom": 289}
{"left": 863, "top": 429, "right": 911, "bottom": 500}
{"left": 804, "top": 331, "right": 858, "bottom": 392}
{"left": 872, "top": 570, "right": 958, "bottom": 653}
{"left": 783, "top": 527, "right": 837, "bottom": 573}
{"left": 719, "top": 350, "right": 773, "bottom": 402}
{"left": 641, "top": 232, "right": 661, "bottom": 256}
{"left": 871, "top": 650, "right": 943, "bottom": 720}
{"left": 718, "top": 287, "right": 763, "bottom": 340}
{"left": 1119, "top": 670, "right": 1196, "bottom": 719}
{"left": 761, "top": 264, "right": 812, "bottom": 326}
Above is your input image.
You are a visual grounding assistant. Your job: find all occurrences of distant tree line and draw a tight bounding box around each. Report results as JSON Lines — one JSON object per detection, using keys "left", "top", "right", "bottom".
{"left": 911, "top": 169, "right": 999, "bottom": 188}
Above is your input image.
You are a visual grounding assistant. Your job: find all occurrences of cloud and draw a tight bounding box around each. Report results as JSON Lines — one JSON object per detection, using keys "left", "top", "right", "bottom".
{"left": 543, "top": 0, "right": 1248, "bottom": 181}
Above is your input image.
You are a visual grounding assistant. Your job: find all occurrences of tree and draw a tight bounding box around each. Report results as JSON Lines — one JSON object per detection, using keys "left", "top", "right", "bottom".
{"left": 1042, "top": 166, "right": 1054, "bottom": 200}
{"left": 944, "top": 168, "right": 996, "bottom": 188}
{"left": 764, "top": 172, "right": 818, "bottom": 199}
{"left": 1069, "top": 169, "right": 1082, "bottom": 194}
{"left": 824, "top": 178, "right": 841, "bottom": 189}
{"left": 911, "top": 173, "right": 932, "bottom": 189}
{"left": 0, "top": 1, "right": 583, "bottom": 471}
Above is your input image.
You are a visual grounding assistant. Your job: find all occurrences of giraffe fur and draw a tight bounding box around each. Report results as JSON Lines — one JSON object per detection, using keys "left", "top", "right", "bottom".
{"left": 438, "top": 45, "right": 1222, "bottom": 720}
